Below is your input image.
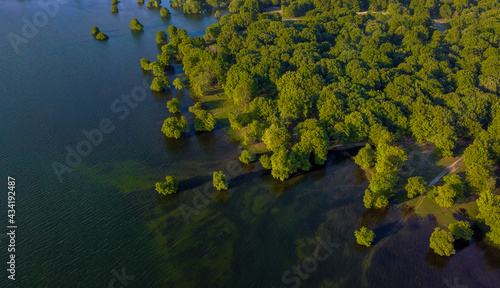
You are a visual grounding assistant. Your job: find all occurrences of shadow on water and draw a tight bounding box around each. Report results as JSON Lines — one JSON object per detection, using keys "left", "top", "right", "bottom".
{"left": 425, "top": 249, "right": 451, "bottom": 269}
{"left": 371, "top": 220, "right": 403, "bottom": 244}
{"left": 359, "top": 206, "right": 390, "bottom": 227}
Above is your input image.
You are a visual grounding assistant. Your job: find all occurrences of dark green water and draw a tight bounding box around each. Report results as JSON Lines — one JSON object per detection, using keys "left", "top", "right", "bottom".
{"left": 0, "top": 1, "right": 499, "bottom": 287}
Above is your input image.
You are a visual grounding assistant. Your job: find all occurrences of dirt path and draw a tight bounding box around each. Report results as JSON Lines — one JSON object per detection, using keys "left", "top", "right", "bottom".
{"left": 360, "top": 157, "right": 463, "bottom": 286}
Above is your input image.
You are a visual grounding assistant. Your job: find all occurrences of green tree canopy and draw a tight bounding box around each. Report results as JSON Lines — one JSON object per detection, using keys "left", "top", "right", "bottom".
{"left": 213, "top": 171, "right": 229, "bottom": 190}
{"left": 239, "top": 149, "right": 256, "bottom": 164}
{"left": 448, "top": 221, "right": 474, "bottom": 241}
{"left": 405, "top": 176, "right": 427, "bottom": 199}
{"left": 155, "top": 175, "right": 179, "bottom": 195}
{"left": 91, "top": 26, "right": 100, "bottom": 36}
{"left": 173, "top": 78, "right": 184, "bottom": 90}
{"left": 160, "top": 7, "right": 171, "bottom": 18}
{"left": 354, "top": 143, "right": 375, "bottom": 169}
{"left": 430, "top": 227, "right": 455, "bottom": 256}
{"left": 262, "top": 123, "right": 291, "bottom": 152}
{"left": 166, "top": 98, "right": 181, "bottom": 114}
{"left": 355, "top": 227, "right": 376, "bottom": 247}
{"left": 161, "top": 116, "right": 189, "bottom": 139}
{"left": 130, "top": 18, "right": 144, "bottom": 30}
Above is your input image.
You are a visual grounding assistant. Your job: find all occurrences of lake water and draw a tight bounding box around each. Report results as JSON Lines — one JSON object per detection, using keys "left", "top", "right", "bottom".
{"left": 0, "top": 1, "right": 499, "bottom": 287}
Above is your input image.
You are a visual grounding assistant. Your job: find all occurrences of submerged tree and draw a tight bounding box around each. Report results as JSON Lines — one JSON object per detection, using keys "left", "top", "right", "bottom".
{"left": 430, "top": 228, "right": 455, "bottom": 256}
{"left": 155, "top": 175, "right": 179, "bottom": 195}
{"left": 160, "top": 7, "right": 171, "bottom": 18}
{"left": 173, "top": 78, "right": 184, "bottom": 90}
{"left": 405, "top": 176, "right": 427, "bottom": 199}
{"left": 130, "top": 18, "right": 144, "bottom": 31}
{"left": 354, "top": 143, "right": 375, "bottom": 169}
{"left": 161, "top": 116, "right": 189, "bottom": 139}
{"left": 96, "top": 32, "right": 109, "bottom": 41}
{"left": 91, "top": 26, "right": 100, "bottom": 36}
{"left": 355, "top": 227, "right": 375, "bottom": 247}
{"left": 213, "top": 171, "right": 229, "bottom": 190}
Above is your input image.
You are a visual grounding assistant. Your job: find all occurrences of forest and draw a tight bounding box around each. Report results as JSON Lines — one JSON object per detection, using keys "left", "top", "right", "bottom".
{"left": 142, "top": 0, "right": 500, "bottom": 247}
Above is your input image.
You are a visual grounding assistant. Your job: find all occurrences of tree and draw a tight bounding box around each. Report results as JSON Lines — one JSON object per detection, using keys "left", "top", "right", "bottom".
{"left": 271, "top": 149, "right": 293, "bottom": 181}
{"left": 147, "top": 0, "right": 161, "bottom": 8}
{"left": 375, "top": 144, "right": 407, "bottom": 173}
{"left": 433, "top": 174, "right": 465, "bottom": 208}
{"left": 430, "top": 227, "right": 455, "bottom": 256}
{"left": 363, "top": 172, "right": 398, "bottom": 209}
{"left": 161, "top": 116, "right": 189, "bottom": 139}
{"left": 151, "top": 76, "right": 169, "bottom": 91}
{"left": 406, "top": 176, "right": 427, "bottom": 199}
{"left": 239, "top": 150, "right": 256, "bottom": 164}
{"left": 111, "top": 5, "right": 118, "bottom": 13}
{"left": 354, "top": 144, "right": 375, "bottom": 169}
{"left": 262, "top": 123, "right": 291, "bottom": 152}
{"left": 156, "top": 31, "right": 168, "bottom": 45}
{"left": 173, "top": 78, "right": 184, "bottom": 89}
{"left": 91, "top": 26, "right": 100, "bottom": 36}
{"left": 448, "top": 221, "right": 473, "bottom": 241}
{"left": 130, "top": 18, "right": 144, "bottom": 31}
{"left": 260, "top": 154, "right": 272, "bottom": 169}
{"left": 155, "top": 175, "right": 179, "bottom": 195}
{"left": 439, "top": 4, "right": 452, "bottom": 19}
{"left": 477, "top": 190, "right": 500, "bottom": 245}
{"left": 213, "top": 171, "right": 229, "bottom": 190}
{"left": 140, "top": 58, "right": 150, "bottom": 70}
{"left": 112, "top": 0, "right": 119, "bottom": 5}
{"left": 189, "top": 105, "right": 216, "bottom": 132}
{"left": 137, "top": 0, "right": 144, "bottom": 4}
{"left": 160, "top": 7, "right": 171, "bottom": 18}
{"left": 96, "top": 32, "right": 109, "bottom": 41}
{"left": 355, "top": 227, "right": 375, "bottom": 247}
{"left": 166, "top": 98, "right": 180, "bottom": 113}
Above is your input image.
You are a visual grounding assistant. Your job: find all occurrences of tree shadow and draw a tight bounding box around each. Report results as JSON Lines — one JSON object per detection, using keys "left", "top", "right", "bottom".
{"left": 359, "top": 206, "right": 390, "bottom": 227}
{"left": 425, "top": 248, "right": 452, "bottom": 269}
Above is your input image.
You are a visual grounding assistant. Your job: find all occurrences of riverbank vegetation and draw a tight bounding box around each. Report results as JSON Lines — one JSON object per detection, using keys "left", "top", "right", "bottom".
{"left": 145, "top": 0, "right": 500, "bottom": 246}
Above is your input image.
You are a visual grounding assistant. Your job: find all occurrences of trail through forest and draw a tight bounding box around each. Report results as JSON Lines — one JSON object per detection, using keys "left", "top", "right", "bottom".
{"left": 360, "top": 157, "right": 463, "bottom": 286}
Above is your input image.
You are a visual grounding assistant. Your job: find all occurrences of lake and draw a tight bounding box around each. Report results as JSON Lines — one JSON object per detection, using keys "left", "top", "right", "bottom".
{"left": 0, "top": 0, "right": 499, "bottom": 287}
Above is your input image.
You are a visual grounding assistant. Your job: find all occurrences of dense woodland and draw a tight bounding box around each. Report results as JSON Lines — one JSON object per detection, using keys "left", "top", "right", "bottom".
{"left": 143, "top": 0, "right": 500, "bottom": 246}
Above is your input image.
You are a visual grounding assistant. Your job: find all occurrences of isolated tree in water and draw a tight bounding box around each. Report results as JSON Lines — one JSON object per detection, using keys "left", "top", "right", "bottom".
{"left": 166, "top": 98, "right": 180, "bottom": 114}
{"left": 430, "top": 228, "right": 455, "bottom": 256}
{"left": 355, "top": 227, "right": 375, "bottom": 247}
{"left": 161, "top": 116, "right": 189, "bottom": 139}
{"left": 213, "top": 171, "right": 228, "bottom": 190}
{"left": 155, "top": 175, "right": 178, "bottom": 195}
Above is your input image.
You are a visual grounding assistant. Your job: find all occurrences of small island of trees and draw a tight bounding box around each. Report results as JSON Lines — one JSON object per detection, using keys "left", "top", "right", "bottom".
{"left": 91, "top": 26, "right": 108, "bottom": 41}
{"left": 130, "top": 18, "right": 144, "bottom": 31}
{"left": 213, "top": 171, "right": 229, "bottom": 191}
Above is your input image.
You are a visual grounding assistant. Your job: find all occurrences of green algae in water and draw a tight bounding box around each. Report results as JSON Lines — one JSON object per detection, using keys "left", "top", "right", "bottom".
{"left": 77, "top": 161, "right": 157, "bottom": 194}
